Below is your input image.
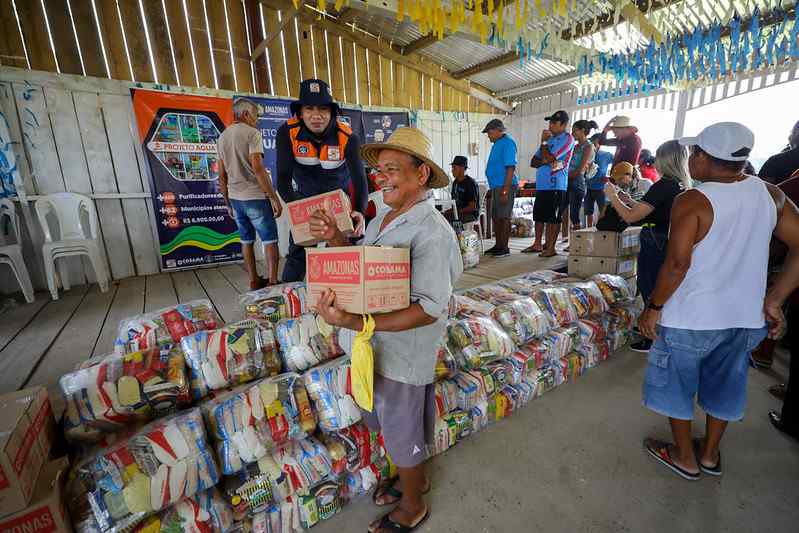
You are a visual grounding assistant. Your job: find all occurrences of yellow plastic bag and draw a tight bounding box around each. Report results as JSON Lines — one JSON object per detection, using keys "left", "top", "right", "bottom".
{"left": 351, "top": 314, "right": 375, "bottom": 412}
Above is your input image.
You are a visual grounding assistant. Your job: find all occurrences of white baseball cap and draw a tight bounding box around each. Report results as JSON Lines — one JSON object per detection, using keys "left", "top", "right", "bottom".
{"left": 679, "top": 122, "right": 755, "bottom": 162}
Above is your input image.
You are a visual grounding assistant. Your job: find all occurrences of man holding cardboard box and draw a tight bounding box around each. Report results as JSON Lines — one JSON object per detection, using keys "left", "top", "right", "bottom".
{"left": 309, "top": 127, "right": 463, "bottom": 533}
{"left": 275, "top": 79, "right": 369, "bottom": 282}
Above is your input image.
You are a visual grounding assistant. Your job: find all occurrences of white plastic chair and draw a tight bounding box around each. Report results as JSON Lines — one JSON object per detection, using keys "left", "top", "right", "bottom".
{"left": 0, "top": 199, "right": 34, "bottom": 303}
{"left": 368, "top": 190, "right": 388, "bottom": 215}
{"left": 35, "top": 192, "right": 109, "bottom": 300}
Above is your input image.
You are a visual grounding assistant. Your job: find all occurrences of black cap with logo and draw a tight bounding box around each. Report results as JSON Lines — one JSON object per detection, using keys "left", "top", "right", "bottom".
{"left": 290, "top": 79, "right": 340, "bottom": 115}
{"left": 482, "top": 118, "right": 506, "bottom": 133}
{"left": 544, "top": 110, "right": 570, "bottom": 124}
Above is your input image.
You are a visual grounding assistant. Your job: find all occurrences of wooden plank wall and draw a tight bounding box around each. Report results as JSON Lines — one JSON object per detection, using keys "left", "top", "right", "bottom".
{"left": 0, "top": 0, "right": 497, "bottom": 114}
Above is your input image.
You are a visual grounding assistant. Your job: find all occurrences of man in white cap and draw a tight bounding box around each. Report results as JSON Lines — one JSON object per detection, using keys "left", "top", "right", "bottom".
{"left": 638, "top": 122, "right": 799, "bottom": 481}
{"left": 599, "top": 115, "right": 642, "bottom": 166}
{"left": 309, "top": 127, "right": 463, "bottom": 532}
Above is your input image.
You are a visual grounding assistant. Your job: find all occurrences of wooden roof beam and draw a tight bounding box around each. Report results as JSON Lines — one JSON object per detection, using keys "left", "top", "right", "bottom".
{"left": 452, "top": 51, "right": 520, "bottom": 79}
{"left": 402, "top": 34, "right": 441, "bottom": 55}
{"left": 251, "top": 6, "right": 298, "bottom": 61}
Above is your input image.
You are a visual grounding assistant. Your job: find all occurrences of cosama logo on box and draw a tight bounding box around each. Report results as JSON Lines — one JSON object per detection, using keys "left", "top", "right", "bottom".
{"left": 308, "top": 252, "right": 360, "bottom": 284}
{"left": 0, "top": 506, "right": 57, "bottom": 533}
{"left": 289, "top": 194, "right": 346, "bottom": 224}
{"left": 365, "top": 262, "right": 409, "bottom": 281}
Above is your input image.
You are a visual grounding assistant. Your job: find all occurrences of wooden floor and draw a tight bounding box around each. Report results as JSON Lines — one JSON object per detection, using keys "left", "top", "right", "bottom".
{"left": 0, "top": 238, "right": 566, "bottom": 408}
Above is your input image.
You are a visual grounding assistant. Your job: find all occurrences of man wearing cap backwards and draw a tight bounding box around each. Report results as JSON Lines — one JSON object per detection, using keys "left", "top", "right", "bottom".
{"left": 447, "top": 155, "right": 480, "bottom": 223}
{"left": 309, "top": 127, "right": 463, "bottom": 532}
{"left": 599, "top": 115, "right": 643, "bottom": 166}
{"left": 638, "top": 122, "right": 799, "bottom": 481}
{"left": 218, "top": 97, "right": 283, "bottom": 289}
{"left": 526, "top": 110, "right": 575, "bottom": 257}
{"left": 275, "top": 79, "right": 369, "bottom": 282}
{"left": 483, "top": 118, "right": 519, "bottom": 258}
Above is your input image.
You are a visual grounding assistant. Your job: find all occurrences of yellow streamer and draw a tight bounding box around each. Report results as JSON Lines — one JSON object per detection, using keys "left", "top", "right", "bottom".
{"left": 558, "top": 0, "right": 567, "bottom": 17}
{"left": 351, "top": 314, "right": 376, "bottom": 412}
{"left": 488, "top": 0, "right": 494, "bottom": 19}
{"left": 515, "top": 0, "right": 522, "bottom": 31}
{"left": 398, "top": 0, "right": 405, "bottom": 21}
{"left": 536, "top": 0, "right": 545, "bottom": 18}
{"left": 317, "top": 0, "right": 325, "bottom": 12}
{"left": 335, "top": 0, "right": 346, "bottom": 11}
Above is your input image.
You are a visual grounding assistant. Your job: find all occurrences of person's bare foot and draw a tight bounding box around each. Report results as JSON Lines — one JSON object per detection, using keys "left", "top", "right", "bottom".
{"left": 522, "top": 244, "right": 543, "bottom": 253}
{"left": 249, "top": 276, "right": 269, "bottom": 290}
{"left": 539, "top": 249, "right": 557, "bottom": 258}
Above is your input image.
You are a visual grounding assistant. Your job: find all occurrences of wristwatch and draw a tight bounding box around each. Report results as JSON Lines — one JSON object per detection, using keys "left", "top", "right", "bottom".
{"left": 647, "top": 302, "right": 664, "bottom": 311}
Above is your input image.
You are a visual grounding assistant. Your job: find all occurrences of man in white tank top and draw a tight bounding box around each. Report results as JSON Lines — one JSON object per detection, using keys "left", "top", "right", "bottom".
{"left": 636, "top": 122, "right": 799, "bottom": 481}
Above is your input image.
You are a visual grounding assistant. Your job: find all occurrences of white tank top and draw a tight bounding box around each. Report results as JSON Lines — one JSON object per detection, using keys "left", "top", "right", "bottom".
{"left": 660, "top": 177, "right": 777, "bottom": 330}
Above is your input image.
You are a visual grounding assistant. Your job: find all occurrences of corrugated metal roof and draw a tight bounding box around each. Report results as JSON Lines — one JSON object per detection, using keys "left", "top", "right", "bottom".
{"left": 470, "top": 57, "right": 576, "bottom": 92}
{"left": 418, "top": 36, "right": 513, "bottom": 73}
{"left": 349, "top": 12, "right": 422, "bottom": 47}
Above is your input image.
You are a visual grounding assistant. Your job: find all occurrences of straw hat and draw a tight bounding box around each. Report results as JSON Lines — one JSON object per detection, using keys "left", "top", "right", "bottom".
{"left": 360, "top": 127, "right": 449, "bottom": 189}
{"left": 609, "top": 115, "right": 636, "bottom": 129}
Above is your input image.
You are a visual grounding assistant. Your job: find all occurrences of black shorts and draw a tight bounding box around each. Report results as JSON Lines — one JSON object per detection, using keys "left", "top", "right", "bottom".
{"left": 533, "top": 190, "right": 568, "bottom": 224}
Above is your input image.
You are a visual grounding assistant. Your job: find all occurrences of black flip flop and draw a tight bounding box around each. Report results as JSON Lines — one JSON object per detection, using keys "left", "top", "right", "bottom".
{"left": 372, "top": 477, "right": 431, "bottom": 507}
{"left": 693, "top": 438, "right": 722, "bottom": 476}
{"left": 644, "top": 438, "right": 700, "bottom": 481}
{"left": 369, "top": 508, "right": 430, "bottom": 533}
{"left": 522, "top": 246, "right": 542, "bottom": 254}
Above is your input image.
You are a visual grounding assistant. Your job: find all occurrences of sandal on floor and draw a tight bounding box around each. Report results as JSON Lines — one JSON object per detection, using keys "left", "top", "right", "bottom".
{"left": 644, "top": 438, "right": 700, "bottom": 481}
{"left": 769, "top": 383, "right": 786, "bottom": 401}
{"left": 368, "top": 508, "right": 430, "bottom": 533}
{"left": 522, "top": 245, "right": 543, "bottom": 254}
{"left": 539, "top": 250, "right": 557, "bottom": 258}
{"left": 692, "top": 438, "right": 722, "bottom": 476}
{"left": 372, "top": 478, "right": 431, "bottom": 507}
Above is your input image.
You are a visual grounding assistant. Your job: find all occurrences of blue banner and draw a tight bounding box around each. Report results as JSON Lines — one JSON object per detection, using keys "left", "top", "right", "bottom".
{"left": 362, "top": 111, "right": 409, "bottom": 144}
{"left": 244, "top": 96, "right": 292, "bottom": 187}
{"left": 339, "top": 108, "right": 364, "bottom": 141}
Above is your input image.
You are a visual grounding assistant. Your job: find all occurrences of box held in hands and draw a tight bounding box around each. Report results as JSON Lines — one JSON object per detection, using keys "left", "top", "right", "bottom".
{"left": 306, "top": 246, "right": 411, "bottom": 315}
{"left": 287, "top": 190, "right": 354, "bottom": 246}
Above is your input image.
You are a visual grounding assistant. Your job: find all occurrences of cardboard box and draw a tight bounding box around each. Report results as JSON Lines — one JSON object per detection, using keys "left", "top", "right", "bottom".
{"left": 306, "top": 246, "right": 411, "bottom": 314}
{"left": 0, "top": 458, "right": 72, "bottom": 532}
{"left": 568, "top": 255, "right": 638, "bottom": 278}
{"left": 287, "top": 190, "right": 354, "bottom": 246}
{"left": 0, "top": 387, "right": 56, "bottom": 517}
{"left": 570, "top": 227, "right": 642, "bottom": 257}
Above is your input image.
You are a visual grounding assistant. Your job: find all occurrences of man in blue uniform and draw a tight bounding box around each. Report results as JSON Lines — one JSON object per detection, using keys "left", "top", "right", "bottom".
{"left": 275, "top": 79, "right": 368, "bottom": 281}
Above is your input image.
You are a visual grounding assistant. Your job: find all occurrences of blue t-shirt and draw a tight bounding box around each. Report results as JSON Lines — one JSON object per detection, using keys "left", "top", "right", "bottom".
{"left": 485, "top": 134, "right": 519, "bottom": 189}
{"left": 533, "top": 132, "right": 574, "bottom": 191}
{"left": 589, "top": 150, "right": 614, "bottom": 190}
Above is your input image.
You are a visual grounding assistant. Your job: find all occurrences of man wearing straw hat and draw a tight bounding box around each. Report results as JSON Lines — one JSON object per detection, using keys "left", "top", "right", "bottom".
{"left": 599, "top": 115, "right": 643, "bottom": 166}
{"left": 310, "top": 127, "right": 463, "bottom": 532}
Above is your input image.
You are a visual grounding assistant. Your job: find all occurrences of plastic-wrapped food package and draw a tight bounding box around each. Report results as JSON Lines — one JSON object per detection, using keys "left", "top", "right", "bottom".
{"left": 554, "top": 325, "right": 583, "bottom": 355}
{"left": 447, "top": 316, "right": 515, "bottom": 370}
{"left": 485, "top": 359, "right": 514, "bottom": 388}
{"left": 513, "top": 339, "right": 551, "bottom": 372}
{"left": 532, "top": 364, "right": 558, "bottom": 396}
{"left": 561, "top": 281, "right": 610, "bottom": 318}
{"left": 462, "top": 284, "right": 517, "bottom": 305}
{"left": 274, "top": 314, "right": 343, "bottom": 373}
{"left": 303, "top": 357, "right": 361, "bottom": 433}
{"left": 181, "top": 321, "right": 281, "bottom": 401}
{"left": 521, "top": 270, "right": 567, "bottom": 284}
{"left": 542, "top": 328, "right": 574, "bottom": 362}
{"left": 451, "top": 370, "right": 495, "bottom": 412}
{"left": 321, "top": 423, "right": 385, "bottom": 476}
{"left": 591, "top": 274, "right": 634, "bottom": 305}
{"left": 60, "top": 346, "right": 190, "bottom": 444}
{"left": 490, "top": 296, "right": 553, "bottom": 344}
{"left": 240, "top": 283, "right": 307, "bottom": 324}
{"left": 576, "top": 319, "right": 607, "bottom": 347}
{"left": 458, "top": 229, "right": 481, "bottom": 269}
{"left": 222, "top": 437, "right": 333, "bottom": 520}
{"left": 116, "top": 301, "right": 221, "bottom": 354}
{"left": 435, "top": 335, "right": 459, "bottom": 380}
{"left": 339, "top": 459, "right": 389, "bottom": 501}
{"left": 469, "top": 400, "right": 490, "bottom": 433}
{"left": 429, "top": 415, "right": 457, "bottom": 456}
{"left": 131, "top": 488, "right": 233, "bottom": 533}
{"left": 233, "top": 481, "right": 340, "bottom": 531}
{"left": 66, "top": 408, "right": 219, "bottom": 533}
{"left": 433, "top": 379, "right": 459, "bottom": 417}
{"left": 531, "top": 287, "right": 579, "bottom": 326}
{"left": 496, "top": 276, "right": 545, "bottom": 296}
{"left": 201, "top": 374, "right": 316, "bottom": 475}
{"left": 448, "top": 294, "right": 495, "bottom": 319}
